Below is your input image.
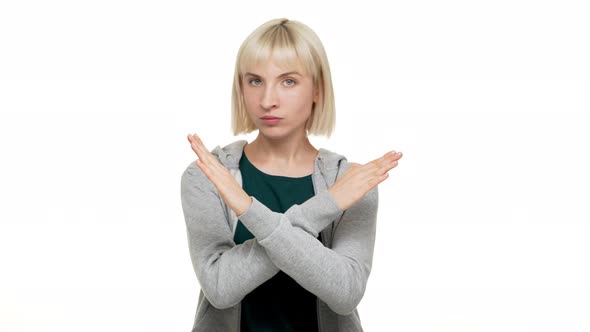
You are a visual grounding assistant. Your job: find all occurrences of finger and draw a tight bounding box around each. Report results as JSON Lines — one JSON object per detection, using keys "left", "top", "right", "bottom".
{"left": 195, "top": 159, "right": 211, "bottom": 176}
{"left": 188, "top": 134, "right": 227, "bottom": 178}
{"left": 371, "top": 152, "right": 396, "bottom": 168}
{"left": 365, "top": 171, "right": 389, "bottom": 193}
{"left": 189, "top": 133, "right": 207, "bottom": 152}
{"left": 190, "top": 142, "right": 203, "bottom": 159}
{"left": 192, "top": 135, "right": 218, "bottom": 166}
{"left": 387, "top": 151, "right": 403, "bottom": 162}
{"left": 373, "top": 153, "right": 399, "bottom": 175}
{"left": 188, "top": 134, "right": 203, "bottom": 154}
{"left": 352, "top": 151, "right": 399, "bottom": 188}
{"left": 360, "top": 157, "right": 388, "bottom": 180}
{"left": 382, "top": 156, "right": 399, "bottom": 172}
{"left": 190, "top": 134, "right": 226, "bottom": 172}
{"left": 188, "top": 134, "right": 206, "bottom": 160}
{"left": 381, "top": 151, "right": 403, "bottom": 165}
{"left": 190, "top": 142, "right": 219, "bottom": 173}
{"left": 192, "top": 133, "right": 207, "bottom": 150}
{"left": 190, "top": 134, "right": 213, "bottom": 162}
{"left": 369, "top": 151, "right": 396, "bottom": 167}
{"left": 194, "top": 147, "right": 219, "bottom": 173}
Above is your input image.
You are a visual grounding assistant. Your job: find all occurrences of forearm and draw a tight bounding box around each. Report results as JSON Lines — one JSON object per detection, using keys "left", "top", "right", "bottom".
{"left": 283, "top": 190, "right": 344, "bottom": 237}
{"left": 186, "top": 231, "right": 280, "bottom": 309}
{"left": 182, "top": 166, "right": 279, "bottom": 309}
{"left": 182, "top": 166, "right": 342, "bottom": 309}
{"left": 237, "top": 187, "right": 379, "bottom": 315}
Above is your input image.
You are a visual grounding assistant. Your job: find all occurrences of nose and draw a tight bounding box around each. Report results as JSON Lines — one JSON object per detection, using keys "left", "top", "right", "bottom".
{"left": 261, "top": 84, "right": 279, "bottom": 110}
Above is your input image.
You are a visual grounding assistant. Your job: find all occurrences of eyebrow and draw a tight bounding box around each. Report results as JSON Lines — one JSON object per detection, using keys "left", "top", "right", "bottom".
{"left": 244, "top": 71, "right": 302, "bottom": 78}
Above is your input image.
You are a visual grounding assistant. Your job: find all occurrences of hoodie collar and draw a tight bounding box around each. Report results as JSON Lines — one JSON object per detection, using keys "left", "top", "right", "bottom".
{"left": 211, "top": 140, "right": 346, "bottom": 172}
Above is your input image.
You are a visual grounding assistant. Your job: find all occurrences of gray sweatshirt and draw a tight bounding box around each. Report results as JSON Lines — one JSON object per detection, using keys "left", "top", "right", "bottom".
{"left": 180, "top": 139, "right": 379, "bottom": 332}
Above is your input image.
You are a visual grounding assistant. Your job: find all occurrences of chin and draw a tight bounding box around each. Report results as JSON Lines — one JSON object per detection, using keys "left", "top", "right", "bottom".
{"left": 258, "top": 129, "right": 287, "bottom": 139}
{"left": 259, "top": 127, "right": 305, "bottom": 140}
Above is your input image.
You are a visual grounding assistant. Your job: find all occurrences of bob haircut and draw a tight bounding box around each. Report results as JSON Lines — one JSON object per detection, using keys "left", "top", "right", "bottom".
{"left": 231, "top": 18, "right": 336, "bottom": 138}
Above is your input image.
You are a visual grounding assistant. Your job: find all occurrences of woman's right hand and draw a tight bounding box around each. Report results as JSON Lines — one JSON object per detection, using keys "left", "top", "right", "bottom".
{"left": 328, "top": 150, "right": 403, "bottom": 211}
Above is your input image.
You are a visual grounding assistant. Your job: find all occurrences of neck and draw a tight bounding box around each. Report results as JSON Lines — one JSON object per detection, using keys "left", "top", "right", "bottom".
{"left": 246, "top": 132, "right": 318, "bottom": 167}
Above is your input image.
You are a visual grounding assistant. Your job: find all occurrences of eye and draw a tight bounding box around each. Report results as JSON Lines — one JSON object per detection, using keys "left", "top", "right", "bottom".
{"left": 248, "top": 78, "right": 262, "bottom": 86}
{"left": 284, "top": 79, "right": 296, "bottom": 86}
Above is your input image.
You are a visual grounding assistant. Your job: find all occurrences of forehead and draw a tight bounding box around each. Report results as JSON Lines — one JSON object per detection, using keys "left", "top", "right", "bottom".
{"left": 246, "top": 58, "right": 305, "bottom": 77}
{"left": 241, "top": 47, "right": 310, "bottom": 77}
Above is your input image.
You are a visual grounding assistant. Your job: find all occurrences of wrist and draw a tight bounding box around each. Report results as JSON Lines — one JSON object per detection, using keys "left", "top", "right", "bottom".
{"left": 327, "top": 189, "right": 343, "bottom": 211}
{"left": 236, "top": 194, "right": 253, "bottom": 217}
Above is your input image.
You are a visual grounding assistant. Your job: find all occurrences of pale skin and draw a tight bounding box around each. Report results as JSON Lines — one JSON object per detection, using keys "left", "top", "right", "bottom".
{"left": 187, "top": 54, "right": 403, "bottom": 216}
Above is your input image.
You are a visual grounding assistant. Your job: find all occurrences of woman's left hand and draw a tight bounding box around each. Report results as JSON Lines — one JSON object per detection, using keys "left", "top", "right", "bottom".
{"left": 187, "top": 133, "right": 253, "bottom": 216}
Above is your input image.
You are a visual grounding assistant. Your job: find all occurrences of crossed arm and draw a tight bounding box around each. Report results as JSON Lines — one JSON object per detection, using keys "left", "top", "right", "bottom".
{"left": 180, "top": 162, "right": 378, "bottom": 315}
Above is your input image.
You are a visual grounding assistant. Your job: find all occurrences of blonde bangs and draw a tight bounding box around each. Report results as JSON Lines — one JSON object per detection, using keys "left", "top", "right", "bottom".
{"left": 238, "top": 26, "right": 316, "bottom": 80}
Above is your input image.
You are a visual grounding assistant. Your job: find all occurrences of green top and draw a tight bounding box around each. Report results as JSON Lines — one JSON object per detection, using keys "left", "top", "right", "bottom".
{"left": 234, "top": 151, "right": 320, "bottom": 332}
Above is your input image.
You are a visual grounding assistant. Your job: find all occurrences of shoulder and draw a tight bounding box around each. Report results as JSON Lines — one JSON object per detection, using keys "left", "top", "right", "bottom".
{"left": 180, "top": 160, "right": 216, "bottom": 193}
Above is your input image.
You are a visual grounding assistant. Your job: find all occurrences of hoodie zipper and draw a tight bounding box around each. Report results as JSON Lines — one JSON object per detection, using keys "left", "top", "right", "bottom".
{"left": 236, "top": 302, "right": 241, "bottom": 332}
{"left": 316, "top": 229, "right": 324, "bottom": 332}
{"left": 312, "top": 163, "right": 323, "bottom": 332}
{"left": 317, "top": 296, "right": 322, "bottom": 332}
{"left": 316, "top": 225, "right": 326, "bottom": 332}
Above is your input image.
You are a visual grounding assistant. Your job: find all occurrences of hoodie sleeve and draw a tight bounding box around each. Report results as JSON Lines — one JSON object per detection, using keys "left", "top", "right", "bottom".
{"left": 181, "top": 164, "right": 277, "bottom": 309}
{"left": 236, "top": 164, "right": 379, "bottom": 315}
{"left": 282, "top": 189, "right": 343, "bottom": 237}
{"left": 180, "top": 162, "right": 335, "bottom": 309}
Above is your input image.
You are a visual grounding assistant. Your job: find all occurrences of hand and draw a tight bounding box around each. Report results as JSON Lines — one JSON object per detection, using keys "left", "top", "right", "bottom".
{"left": 328, "top": 150, "right": 403, "bottom": 211}
{"left": 187, "top": 133, "right": 253, "bottom": 216}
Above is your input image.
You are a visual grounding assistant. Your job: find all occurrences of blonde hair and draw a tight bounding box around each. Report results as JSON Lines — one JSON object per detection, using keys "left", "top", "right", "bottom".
{"left": 231, "top": 18, "right": 336, "bottom": 138}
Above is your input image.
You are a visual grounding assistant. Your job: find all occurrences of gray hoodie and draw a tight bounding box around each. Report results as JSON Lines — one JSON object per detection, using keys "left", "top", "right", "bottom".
{"left": 180, "top": 139, "right": 379, "bottom": 332}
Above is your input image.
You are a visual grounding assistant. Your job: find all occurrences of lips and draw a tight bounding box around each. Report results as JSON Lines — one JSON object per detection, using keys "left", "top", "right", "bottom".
{"left": 260, "top": 117, "right": 282, "bottom": 125}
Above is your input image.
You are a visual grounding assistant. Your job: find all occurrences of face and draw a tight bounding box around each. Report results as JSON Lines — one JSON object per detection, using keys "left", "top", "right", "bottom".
{"left": 241, "top": 54, "right": 318, "bottom": 140}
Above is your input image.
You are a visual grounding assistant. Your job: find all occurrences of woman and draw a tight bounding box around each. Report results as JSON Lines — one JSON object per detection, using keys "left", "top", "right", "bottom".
{"left": 180, "top": 18, "right": 403, "bottom": 332}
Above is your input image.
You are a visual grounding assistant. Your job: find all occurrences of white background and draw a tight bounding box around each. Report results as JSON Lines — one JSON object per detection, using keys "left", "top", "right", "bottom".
{"left": 1, "top": 1, "right": 589, "bottom": 331}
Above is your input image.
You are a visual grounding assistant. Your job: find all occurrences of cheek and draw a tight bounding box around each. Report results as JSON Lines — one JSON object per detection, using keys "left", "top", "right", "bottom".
{"left": 242, "top": 90, "right": 258, "bottom": 108}
{"left": 289, "top": 93, "right": 313, "bottom": 112}
{"left": 283, "top": 88, "right": 313, "bottom": 104}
